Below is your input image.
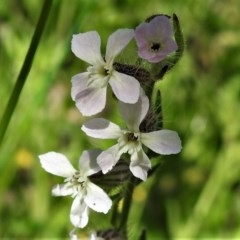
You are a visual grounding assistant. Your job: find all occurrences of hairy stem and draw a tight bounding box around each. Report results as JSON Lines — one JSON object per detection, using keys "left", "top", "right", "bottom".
{"left": 119, "top": 175, "right": 138, "bottom": 236}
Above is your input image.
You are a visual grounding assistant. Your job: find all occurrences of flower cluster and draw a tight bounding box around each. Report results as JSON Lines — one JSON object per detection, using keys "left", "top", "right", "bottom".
{"left": 39, "top": 14, "right": 183, "bottom": 236}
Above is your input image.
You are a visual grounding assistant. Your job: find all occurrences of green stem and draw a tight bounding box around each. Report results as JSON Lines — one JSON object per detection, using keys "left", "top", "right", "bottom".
{"left": 119, "top": 175, "right": 138, "bottom": 235}
{"left": 0, "top": 0, "right": 53, "bottom": 147}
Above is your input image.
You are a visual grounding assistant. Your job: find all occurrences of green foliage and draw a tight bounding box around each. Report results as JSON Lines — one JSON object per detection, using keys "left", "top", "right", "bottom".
{"left": 1, "top": 0, "right": 240, "bottom": 238}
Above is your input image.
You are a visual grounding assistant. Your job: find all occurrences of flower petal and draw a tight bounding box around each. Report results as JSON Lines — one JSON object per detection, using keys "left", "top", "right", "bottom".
{"left": 109, "top": 71, "right": 140, "bottom": 104}
{"left": 151, "top": 15, "right": 173, "bottom": 38}
{"left": 141, "top": 130, "right": 182, "bottom": 154}
{"left": 74, "top": 87, "right": 107, "bottom": 116}
{"left": 118, "top": 89, "right": 149, "bottom": 131}
{"left": 97, "top": 145, "right": 120, "bottom": 174}
{"left": 85, "top": 182, "right": 112, "bottom": 213}
{"left": 105, "top": 29, "right": 134, "bottom": 64}
{"left": 69, "top": 229, "right": 78, "bottom": 240}
{"left": 70, "top": 196, "right": 89, "bottom": 228}
{"left": 52, "top": 182, "right": 75, "bottom": 196}
{"left": 39, "top": 152, "right": 76, "bottom": 178}
{"left": 71, "top": 72, "right": 89, "bottom": 101}
{"left": 71, "top": 31, "right": 104, "bottom": 65}
{"left": 79, "top": 149, "right": 102, "bottom": 176}
{"left": 90, "top": 232, "right": 102, "bottom": 240}
{"left": 129, "top": 150, "right": 151, "bottom": 181}
{"left": 82, "top": 118, "right": 121, "bottom": 139}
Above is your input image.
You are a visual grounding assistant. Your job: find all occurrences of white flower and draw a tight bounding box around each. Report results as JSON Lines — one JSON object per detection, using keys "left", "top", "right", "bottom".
{"left": 71, "top": 29, "right": 140, "bottom": 116}
{"left": 82, "top": 91, "right": 182, "bottom": 181}
{"left": 69, "top": 229, "right": 104, "bottom": 240}
{"left": 39, "top": 150, "right": 112, "bottom": 228}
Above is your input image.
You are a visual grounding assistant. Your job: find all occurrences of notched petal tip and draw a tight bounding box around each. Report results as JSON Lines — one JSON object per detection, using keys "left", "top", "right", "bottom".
{"left": 130, "top": 165, "right": 148, "bottom": 181}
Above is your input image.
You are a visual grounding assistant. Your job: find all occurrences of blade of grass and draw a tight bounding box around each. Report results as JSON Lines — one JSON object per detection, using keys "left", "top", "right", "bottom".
{"left": 0, "top": 0, "right": 53, "bottom": 147}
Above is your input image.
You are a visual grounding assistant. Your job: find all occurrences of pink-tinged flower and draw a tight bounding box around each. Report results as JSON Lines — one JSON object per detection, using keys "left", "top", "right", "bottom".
{"left": 82, "top": 91, "right": 182, "bottom": 181}
{"left": 39, "top": 150, "right": 112, "bottom": 228}
{"left": 135, "top": 15, "right": 178, "bottom": 63}
{"left": 71, "top": 29, "right": 140, "bottom": 116}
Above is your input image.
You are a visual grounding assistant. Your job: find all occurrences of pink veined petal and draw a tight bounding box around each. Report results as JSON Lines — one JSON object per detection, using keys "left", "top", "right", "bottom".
{"left": 52, "top": 182, "right": 75, "bottom": 196}
{"left": 151, "top": 16, "right": 173, "bottom": 38}
{"left": 105, "top": 29, "right": 134, "bottom": 64}
{"left": 39, "top": 152, "right": 76, "bottom": 178}
{"left": 78, "top": 149, "right": 102, "bottom": 176}
{"left": 141, "top": 130, "right": 182, "bottom": 155}
{"left": 109, "top": 71, "right": 140, "bottom": 104}
{"left": 74, "top": 86, "right": 107, "bottom": 116}
{"left": 138, "top": 47, "right": 155, "bottom": 59}
{"left": 70, "top": 196, "right": 89, "bottom": 228}
{"left": 71, "top": 31, "right": 104, "bottom": 65}
{"left": 129, "top": 150, "right": 151, "bottom": 181}
{"left": 118, "top": 89, "right": 149, "bottom": 131}
{"left": 148, "top": 55, "right": 167, "bottom": 63}
{"left": 84, "top": 182, "right": 112, "bottom": 214}
{"left": 82, "top": 118, "right": 121, "bottom": 139}
{"left": 164, "top": 39, "right": 178, "bottom": 53}
{"left": 135, "top": 22, "right": 153, "bottom": 47}
{"left": 97, "top": 145, "right": 120, "bottom": 174}
{"left": 147, "top": 53, "right": 167, "bottom": 63}
{"left": 71, "top": 72, "right": 89, "bottom": 100}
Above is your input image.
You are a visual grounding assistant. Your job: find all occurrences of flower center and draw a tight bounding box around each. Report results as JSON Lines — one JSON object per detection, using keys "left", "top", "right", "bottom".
{"left": 117, "top": 131, "right": 142, "bottom": 156}
{"left": 69, "top": 171, "right": 88, "bottom": 191}
{"left": 127, "top": 132, "right": 139, "bottom": 142}
{"left": 150, "top": 42, "right": 161, "bottom": 52}
{"left": 87, "top": 62, "right": 112, "bottom": 88}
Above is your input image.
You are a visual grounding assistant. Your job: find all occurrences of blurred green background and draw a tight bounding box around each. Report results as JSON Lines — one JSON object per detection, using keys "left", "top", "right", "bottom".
{"left": 1, "top": 0, "right": 240, "bottom": 239}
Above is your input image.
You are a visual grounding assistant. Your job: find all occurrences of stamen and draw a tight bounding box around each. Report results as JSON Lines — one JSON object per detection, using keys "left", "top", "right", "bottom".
{"left": 104, "top": 67, "right": 109, "bottom": 76}
{"left": 127, "top": 133, "right": 138, "bottom": 141}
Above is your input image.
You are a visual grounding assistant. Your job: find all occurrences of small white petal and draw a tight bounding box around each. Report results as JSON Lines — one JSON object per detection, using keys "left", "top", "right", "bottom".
{"left": 69, "top": 229, "right": 79, "bottom": 240}
{"left": 85, "top": 182, "right": 112, "bottom": 213}
{"left": 105, "top": 29, "right": 134, "bottom": 63}
{"left": 119, "top": 89, "right": 149, "bottom": 131}
{"left": 141, "top": 130, "right": 182, "bottom": 155}
{"left": 39, "top": 152, "right": 76, "bottom": 178}
{"left": 70, "top": 196, "right": 89, "bottom": 228}
{"left": 79, "top": 149, "right": 102, "bottom": 176}
{"left": 52, "top": 182, "right": 75, "bottom": 196}
{"left": 82, "top": 118, "right": 121, "bottom": 139}
{"left": 75, "top": 87, "right": 107, "bottom": 116}
{"left": 97, "top": 145, "right": 120, "bottom": 174}
{"left": 71, "top": 31, "right": 104, "bottom": 65}
{"left": 109, "top": 71, "right": 140, "bottom": 104}
{"left": 129, "top": 150, "right": 151, "bottom": 181}
{"left": 71, "top": 72, "right": 89, "bottom": 100}
{"left": 90, "top": 232, "right": 101, "bottom": 240}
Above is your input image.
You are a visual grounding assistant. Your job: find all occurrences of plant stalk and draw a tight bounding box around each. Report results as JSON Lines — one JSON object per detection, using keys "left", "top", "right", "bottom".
{"left": 0, "top": 0, "right": 53, "bottom": 147}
